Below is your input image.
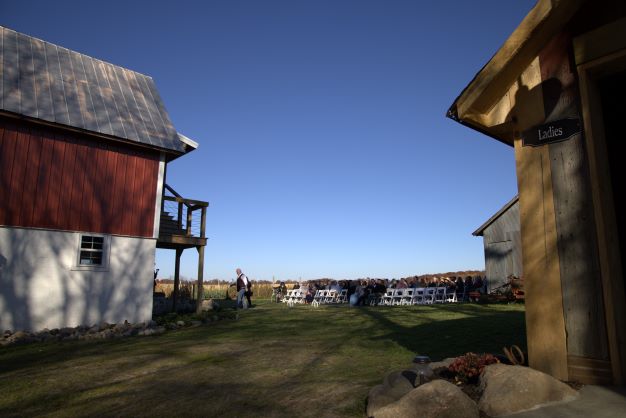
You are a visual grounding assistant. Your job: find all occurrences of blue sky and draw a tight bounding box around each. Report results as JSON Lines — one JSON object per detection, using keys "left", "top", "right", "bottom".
{"left": 2, "top": 1, "right": 535, "bottom": 281}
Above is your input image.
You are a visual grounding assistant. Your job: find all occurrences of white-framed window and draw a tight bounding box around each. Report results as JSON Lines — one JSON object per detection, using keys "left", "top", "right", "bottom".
{"left": 73, "top": 234, "right": 110, "bottom": 271}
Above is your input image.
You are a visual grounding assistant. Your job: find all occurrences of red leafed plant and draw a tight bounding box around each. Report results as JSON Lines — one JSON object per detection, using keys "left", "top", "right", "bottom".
{"left": 448, "top": 352, "right": 499, "bottom": 383}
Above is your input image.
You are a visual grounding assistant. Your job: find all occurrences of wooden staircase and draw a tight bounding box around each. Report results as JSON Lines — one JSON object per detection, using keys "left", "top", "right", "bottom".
{"left": 156, "top": 184, "right": 208, "bottom": 250}
{"left": 155, "top": 184, "right": 208, "bottom": 314}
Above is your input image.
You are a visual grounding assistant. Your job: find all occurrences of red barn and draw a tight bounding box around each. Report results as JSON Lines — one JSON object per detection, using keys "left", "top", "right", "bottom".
{"left": 0, "top": 26, "right": 206, "bottom": 331}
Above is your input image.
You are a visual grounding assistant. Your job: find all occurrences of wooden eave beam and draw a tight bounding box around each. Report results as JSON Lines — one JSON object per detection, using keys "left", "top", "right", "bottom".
{"left": 450, "top": 0, "right": 584, "bottom": 139}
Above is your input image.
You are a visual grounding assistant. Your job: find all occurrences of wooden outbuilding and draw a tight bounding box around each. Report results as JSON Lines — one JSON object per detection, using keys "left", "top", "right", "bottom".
{"left": 449, "top": 0, "right": 626, "bottom": 385}
{"left": 0, "top": 26, "right": 207, "bottom": 331}
{"left": 473, "top": 196, "right": 522, "bottom": 293}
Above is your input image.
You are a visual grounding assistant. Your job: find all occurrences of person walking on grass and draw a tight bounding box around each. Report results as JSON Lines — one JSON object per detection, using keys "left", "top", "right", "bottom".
{"left": 235, "top": 268, "right": 253, "bottom": 309}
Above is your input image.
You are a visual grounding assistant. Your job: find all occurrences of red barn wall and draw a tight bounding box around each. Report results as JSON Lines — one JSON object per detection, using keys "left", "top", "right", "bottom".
{"left": 0, "top": 116, "right": 159, "bottom": 238}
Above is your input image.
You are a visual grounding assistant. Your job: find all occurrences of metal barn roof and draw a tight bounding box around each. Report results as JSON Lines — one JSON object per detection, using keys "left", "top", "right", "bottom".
{"left": 0, "top": 26, "right": 187, "bottom": 154}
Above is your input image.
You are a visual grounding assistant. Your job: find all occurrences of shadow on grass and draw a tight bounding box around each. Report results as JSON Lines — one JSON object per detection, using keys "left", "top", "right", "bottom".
{"left": 0, "top": 303, "right": 527, "bottom": 418}
{"left": 359, "top": 305, "right": 526, "bottom": 360}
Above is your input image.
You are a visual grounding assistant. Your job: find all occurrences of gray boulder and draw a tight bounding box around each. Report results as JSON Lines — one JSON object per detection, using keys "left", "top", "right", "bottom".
{"left": 478, "top": 364, "right": 579, "bottom": 417}
{"left": 384, "top": 370, "right": 418, "bottom": 391}
{"left": 367, "top": 384, "right": 402, "bottom": 418}
{"left": 367, "top": 370, "right": 417, "bottom": 417}
{"left": 373, "top": 380, "right": 479, "bottom": 418}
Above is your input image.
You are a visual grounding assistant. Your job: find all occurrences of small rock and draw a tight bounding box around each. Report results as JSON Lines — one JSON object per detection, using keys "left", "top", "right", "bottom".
{"left": 3, "top": 330, "right": 12, "bottom": 337}
{"left": 176, "top": 320, "right": 185, "bottom": 327}
{"left": 478, "top": 364, "right": 579, "bottom": 417}
{"left": 147, "top": 320, "right": 157, "bottom": 328}
{"left": 201, "top": 299, "right": 215, "bottom": 312}
{"left": 166, "top": 323, "right": 177, "bottom": 330}
{"left": 8, "top": 331, "right": 31, "bottom": 344}
{"left": 38, "top": 331, "right": 52, "bottom": 341}
{"left": 113, "top": 323, "right": 128, "bottom": 332}
{"left": 373, "top": 380, "right": 479, "bottom": 418}
{"left": 88, "top": 325, "right": 99, "bottom": 334}
{"left": 190, "top": 321, "right": 202, "bottom": 327}
{"left": 153, "top": 326, "right": 166, "bottom": 335}
{"left": 60, "top": 327, "right": 74, "bottom": 337}
{"left": 101, "top": 329, "right": 115, "bottom": 339}
{"left": 132, "top": 322, "right": 145, "bottom": 330}
{"left": 98, "top": 322, "right": 110, "bottom": 331}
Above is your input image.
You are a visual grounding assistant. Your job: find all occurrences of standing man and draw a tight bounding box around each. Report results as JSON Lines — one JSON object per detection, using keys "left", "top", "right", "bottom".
{"left": 235, "top": 268, "right": 251, "bottom": 309}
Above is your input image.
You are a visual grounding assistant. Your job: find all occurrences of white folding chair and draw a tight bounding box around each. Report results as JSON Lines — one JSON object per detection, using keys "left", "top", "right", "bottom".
{"left": 424, "top": 288, "right": 436, "bottom": 304}
{"left": 337, "top": 289, "right": 348, "bottom": 303}
{"left": 325, "top": 290, "right": 338, "bottom": 303}
{"left": 435, "top": 287, "right": 447, "bottom": 303}
{"left": 413, "top": 288, "right": 425, "bottom": 305}
{"left": 382, "top": 288, "right": 395, "bottom": 306}
{"left": 392, "top": 289, "right": 405, "bottom": 305}
{"left": 445, "top": 289, "right": 458, "bottom": 303}
{"left": 401, "top": 288, "right": 415, "bottom": 305}
{"left": 282, "top": 289, "right": 294, "bottom": 304}
{"left": 314, "top": 290, "right": 328, "bottom": 304}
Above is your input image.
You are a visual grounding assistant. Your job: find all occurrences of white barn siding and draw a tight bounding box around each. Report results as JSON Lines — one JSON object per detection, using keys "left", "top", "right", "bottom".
{"left": 0, "top": 227, "right": 155, "bottom": 331}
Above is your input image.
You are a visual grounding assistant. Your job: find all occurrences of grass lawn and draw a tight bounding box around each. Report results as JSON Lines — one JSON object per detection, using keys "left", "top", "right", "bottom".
{"left": 0, "top": 302, "right": 526, "bottom": 417}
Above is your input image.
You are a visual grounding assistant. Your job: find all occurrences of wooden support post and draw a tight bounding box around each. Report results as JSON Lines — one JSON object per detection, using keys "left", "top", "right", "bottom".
{"left": 177, "top": 202, "right": 183, "bottom": 229}
{"left": 196, "top": 245, "right": 205, "bottom": 314}
{"left": 186, "top": 206, "right": 193, "bottom": 236}
{"left": 172, "top": 248, "right": 183, "bottom": 312}
{"left": 196, "top": 207, "right": 207, "bottom": 314}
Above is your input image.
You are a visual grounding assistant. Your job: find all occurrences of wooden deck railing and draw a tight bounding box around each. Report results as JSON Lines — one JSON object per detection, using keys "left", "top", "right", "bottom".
{"left": 161, "top": 184, "right": 208, "bottom": 240}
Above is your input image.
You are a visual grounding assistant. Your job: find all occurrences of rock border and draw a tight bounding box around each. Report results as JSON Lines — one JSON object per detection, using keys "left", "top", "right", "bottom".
{"left": 1, "top": 313, "right": 236, "bottom": 347}
{"left": 367, "top": 358, "right": 580, "bottom": 418}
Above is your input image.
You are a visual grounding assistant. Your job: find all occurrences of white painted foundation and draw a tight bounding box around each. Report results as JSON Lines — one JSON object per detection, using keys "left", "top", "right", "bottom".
{"left": 0, "top": 227, "right": 156, "bottom": 331}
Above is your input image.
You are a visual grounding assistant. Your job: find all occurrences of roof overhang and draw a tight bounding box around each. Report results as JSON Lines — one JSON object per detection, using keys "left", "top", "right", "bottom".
{"left": 177, "top": 133, "right": 199, "bottom": 151}
{"left": 447, "top": 0, "right": 585, "bottom": 146}
{"left": 165, "top": 132, "right": 200, "bottom": 162}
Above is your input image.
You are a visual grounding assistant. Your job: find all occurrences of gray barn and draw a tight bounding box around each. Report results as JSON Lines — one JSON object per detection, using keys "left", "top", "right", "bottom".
{"left": 473, "top": 196, "right": 522, "bottom": 293}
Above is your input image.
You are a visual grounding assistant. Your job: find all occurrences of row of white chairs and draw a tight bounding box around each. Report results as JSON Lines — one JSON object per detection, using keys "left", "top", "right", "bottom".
{"left": 374, "top": 287, "right": 459, "bottom": 306}
{"left": 282, "top": 288, "right": 348, "bottom": 306}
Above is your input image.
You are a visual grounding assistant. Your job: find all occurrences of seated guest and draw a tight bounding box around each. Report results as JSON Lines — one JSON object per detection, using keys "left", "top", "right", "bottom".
{"left": 304, "top": 286, "right": 315, "bottom": 304}
{"left": 455, "top": 277, "right": 465, "bottom": 293}
{"left": 396, "top": 279, "right": 408, "bottom": 289}
{"left": 473, "top": 276, "right": 484, "bottom": 292}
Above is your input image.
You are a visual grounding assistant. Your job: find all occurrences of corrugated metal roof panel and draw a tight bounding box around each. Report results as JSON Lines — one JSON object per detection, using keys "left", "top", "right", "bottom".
{"left": 0, "top": 26, "right": 186, "bottom": 153}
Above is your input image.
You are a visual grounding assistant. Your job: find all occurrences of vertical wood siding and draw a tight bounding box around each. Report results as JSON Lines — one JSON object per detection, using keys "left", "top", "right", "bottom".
{"left": 540, "top": 33, "right": 609, "bottom": 361}
{"left": 0, "top": 117, "right": 159, "bottom": 237}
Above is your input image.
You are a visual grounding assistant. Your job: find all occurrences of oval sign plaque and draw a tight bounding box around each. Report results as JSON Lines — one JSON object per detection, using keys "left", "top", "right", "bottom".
{"left": 522, "top": 118, "right": 581, "bottom": 147}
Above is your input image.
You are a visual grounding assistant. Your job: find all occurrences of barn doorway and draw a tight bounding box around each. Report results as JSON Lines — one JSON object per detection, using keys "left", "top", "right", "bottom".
{"left": 598, "top": 69, "right": 626, "bottom": 303}
{"left": 578, "top": 46, "right": 626, "bottom": 383}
